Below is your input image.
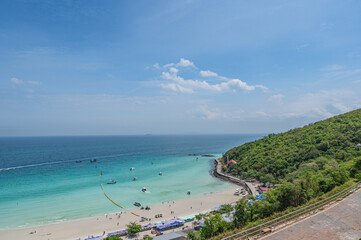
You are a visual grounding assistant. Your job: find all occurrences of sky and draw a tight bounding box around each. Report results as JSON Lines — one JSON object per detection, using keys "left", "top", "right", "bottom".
{"left": 1, "top": 0, "right": 361, "bottom": 136}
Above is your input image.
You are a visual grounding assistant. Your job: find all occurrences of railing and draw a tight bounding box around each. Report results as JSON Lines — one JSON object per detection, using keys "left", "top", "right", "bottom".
{"left": 222, "top": 181, "right": 361, "bottom": 240}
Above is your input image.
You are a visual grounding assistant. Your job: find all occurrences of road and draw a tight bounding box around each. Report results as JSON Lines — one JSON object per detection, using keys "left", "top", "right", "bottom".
{"left": 262, "top": 188, "right": 361, "bottom": 240}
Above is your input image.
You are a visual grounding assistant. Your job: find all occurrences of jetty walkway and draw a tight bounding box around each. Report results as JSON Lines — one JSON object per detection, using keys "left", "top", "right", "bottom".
{"left": 213, "top": 158, "right": 258, "bottom": 196}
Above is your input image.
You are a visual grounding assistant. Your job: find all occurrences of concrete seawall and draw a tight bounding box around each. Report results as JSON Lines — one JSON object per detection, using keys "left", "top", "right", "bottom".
{"left": 213, "top": 158, "right": 257, "bottom": 196}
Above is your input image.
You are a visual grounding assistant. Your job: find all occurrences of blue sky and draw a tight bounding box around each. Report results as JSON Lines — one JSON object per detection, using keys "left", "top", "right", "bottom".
{"left": 1, "top": 0, "right": 361, "bottom": 136}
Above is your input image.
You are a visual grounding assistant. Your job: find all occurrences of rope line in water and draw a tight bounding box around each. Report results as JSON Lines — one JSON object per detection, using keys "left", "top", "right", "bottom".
{"left": 100, "top": 184, "right": 150, "bottom": 220}
{"left": 100, "top": 184, "right": 123, "bottom": 208}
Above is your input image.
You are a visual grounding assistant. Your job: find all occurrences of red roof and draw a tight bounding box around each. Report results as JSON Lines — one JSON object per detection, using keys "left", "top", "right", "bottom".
{"left": 227, "top": 160, "right": 237, "bottom": 165}
{"left": 260, "top": 187, "right": 270, "bottom": 191}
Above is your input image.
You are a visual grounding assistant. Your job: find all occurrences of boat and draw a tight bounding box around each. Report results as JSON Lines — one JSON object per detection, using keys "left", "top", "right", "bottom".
{"left": 145, "top": 206, "right": 151, "bottom": 210}
{"left": 1, "top": 168, "right": 10, "bottom": 172}
{"left": 90, "top": 159, "right": 97, "bottom": 163}
{"left": 107, "top": 180, "right": 117, "bottom": 184}
{"left": 134, "top": 202, "right": 141, "bottom": 207}
{"left": 130, "top": 167, "right": 135, "bottom": 171}
{"left": 159, "top": 172, "right": 163, "bottom": 176}
{"left": 133, "top": 177, "right": 138, "bottom": 181}
{"left": 234, "top": 188, "right": 240, "bottom": 195}
{"left": 142, "top": 187, "right": 147, "bottom": 192}
{"left": 187, "top": 191, "right": 191, "bottom": 195}
{"left": 75, "top": 160, "right": 82, "bottom": 163}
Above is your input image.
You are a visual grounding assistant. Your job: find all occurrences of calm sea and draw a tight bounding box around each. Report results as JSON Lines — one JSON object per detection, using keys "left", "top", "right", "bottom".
{"left": 0, "top": 134, "right": 262, "bottom": 229}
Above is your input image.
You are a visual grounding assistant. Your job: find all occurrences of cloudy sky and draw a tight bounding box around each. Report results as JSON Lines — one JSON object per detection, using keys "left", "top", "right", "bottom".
{"left": 1, "top": 0, "right": 361, "bottom": 136}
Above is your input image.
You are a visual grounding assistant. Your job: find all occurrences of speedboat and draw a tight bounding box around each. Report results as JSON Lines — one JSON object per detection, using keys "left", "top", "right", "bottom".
{"left": 134, "top": 202, "right": 141, "bottom": 207}
{"left": 107, "top": 180, "right": 116, "bottom": 184}
{"left": 130, "top": 167, "right": 135, "bottom": 171}
{"left": 133, "top": 177, "right": 138, "bottom": 181}
{"left": 159, "top": 172, "right": 163, "bottom": 175}
{"left": 142, "top": 187, "right": 147, "bottom": 192}
{"left": 90, "top": 159, "right": 97, "bottom": 163}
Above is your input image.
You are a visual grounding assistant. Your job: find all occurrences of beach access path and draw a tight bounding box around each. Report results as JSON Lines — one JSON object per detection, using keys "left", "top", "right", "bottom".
{"left": 0, "top": 185, "right": 243, "bottom": 240}
{"left": 213, "top": 158, "right": 258, "bottom": 196}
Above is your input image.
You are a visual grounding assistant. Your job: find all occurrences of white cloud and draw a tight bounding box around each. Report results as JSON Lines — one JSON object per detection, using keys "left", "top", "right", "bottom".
{"left": 11, "top": 77, "right": 23, "bottom": 84}
{"left": 195, "top": 106, "right": 222, "bottom": 119}
{"left": 153, "top": 63, "right": 160, "bottom": 69}
{"left": 177, "top": 58, "right": 195, "bottom": 68}
{"left": 277, "top": 90, "right": 357, "bottom": 119}
{"left": 158, "top": 59, "right": 266, "bottom": 93}
{"left": 10, "top": 77, "right": 41, "bottom": 85}
{"left": 268, "top": 94, "right": 284, "bottom": 103}
{"left": 161, "top": 70, "right": 265, "bottom": 93}
{"left": 200, "top": 70, "right": 218, "bottom": 77}
{"left": 163, "top": 63, "right": 175, "bottom": 68}
{"left": 163, "top": 58, "right": 195, "bottom": 69}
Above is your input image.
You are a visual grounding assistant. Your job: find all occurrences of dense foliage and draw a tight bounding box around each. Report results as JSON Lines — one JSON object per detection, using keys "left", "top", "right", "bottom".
{"left": 225, "top": 109, "right": 361, "bottom": 189}
{"left": 188, "top": 110, "right": 361, "bottom": 240}
{"left": 126, "top": 222, "right": 142, "bottom": 236}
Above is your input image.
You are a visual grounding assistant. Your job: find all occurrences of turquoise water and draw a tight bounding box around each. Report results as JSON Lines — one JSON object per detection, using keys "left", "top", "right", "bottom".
{"left": 0, "top": 135, "right": 262, "bottom": 229}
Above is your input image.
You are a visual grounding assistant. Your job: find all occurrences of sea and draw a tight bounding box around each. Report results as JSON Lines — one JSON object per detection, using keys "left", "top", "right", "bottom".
{"left": 0, "top": 134, "right": 263, "bottom": 230}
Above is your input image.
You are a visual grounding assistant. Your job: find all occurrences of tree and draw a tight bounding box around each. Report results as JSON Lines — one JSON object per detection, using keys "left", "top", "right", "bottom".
{"left": 187, "top": 231, "right": 198, "bottom": 240}
{"left": 220, "top": 204, "right": 233, "bottom": 214}
{"left": 126, "top": 221, "right": 142, "bottom": 236}
{"left": 276, "top": 182, "right": 306, "bottom": 210}
{"left": 199, "top": 213, "right": 227, "bottom": 239}
{"left": 233, "top": 199, "right": 248, "bottom": 227}
{"left": 143, "top": 235, "right": 153, "bottom": 240}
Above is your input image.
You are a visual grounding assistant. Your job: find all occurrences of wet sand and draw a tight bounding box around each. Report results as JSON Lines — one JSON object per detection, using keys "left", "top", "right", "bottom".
{"left": 0, "top": 186, "right": 245, "bottom": 240}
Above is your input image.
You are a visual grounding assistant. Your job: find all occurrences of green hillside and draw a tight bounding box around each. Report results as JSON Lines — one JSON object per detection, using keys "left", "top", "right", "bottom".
{"left": 193, "top": 110, "right": 361, "bottom": 240}
{"left": 225, "top": 109, "right": 361, "bottom": 190}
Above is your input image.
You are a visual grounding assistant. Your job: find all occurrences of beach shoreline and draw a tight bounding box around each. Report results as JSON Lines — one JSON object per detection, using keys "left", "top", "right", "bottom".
{"left": 0, "top": 185, "right": 242, "bottom": 240}
{"left": 0, "top": 158, "right": 245, "bottom": 240}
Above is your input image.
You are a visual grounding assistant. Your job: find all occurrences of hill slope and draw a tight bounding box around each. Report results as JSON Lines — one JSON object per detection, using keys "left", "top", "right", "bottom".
{"left": 225, "top": 109, "right": 361, "bottom": 187}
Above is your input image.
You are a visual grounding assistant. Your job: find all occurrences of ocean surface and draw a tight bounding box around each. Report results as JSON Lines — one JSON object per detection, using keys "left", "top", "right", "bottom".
{"left": 0, "top": 134, "right": 262, "bottom": 229}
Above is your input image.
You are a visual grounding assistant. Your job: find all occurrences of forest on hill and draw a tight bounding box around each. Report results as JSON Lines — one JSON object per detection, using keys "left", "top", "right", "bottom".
{"left": 225, "top": 109, "right": 361, "bottom": 193}
{"left": 187, "top": 110, "right": 361, "bottom": 240}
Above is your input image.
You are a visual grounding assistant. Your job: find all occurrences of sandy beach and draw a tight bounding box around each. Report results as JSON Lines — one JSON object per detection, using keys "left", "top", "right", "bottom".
{"left": 0, "top": 184, "right": 244, "bottom": 240}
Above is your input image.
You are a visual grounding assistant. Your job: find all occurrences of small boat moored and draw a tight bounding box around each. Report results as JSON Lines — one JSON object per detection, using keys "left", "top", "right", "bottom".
{"left": 130, "top": 167, "right": 135, "bottom": 171}
{"left": 159, "top": 172, "right": 163, "bottom": 176}
{"left": 134, "top": 202, "right": 141, "bottom": 207}
{"left": 234, "top": 188, "right": 240, "bottom": 195}
{"left": 107, "top": 180, "right": 117, "bottom": 184}
{"left": 142, "top": 187, "right": 147, "bottom": 192}
{"left": 187, "top": 191, "right": 191, "bottom": 195}
{"left": 133, "top": 177, "right": 138, "bottom": 181}
{"left": 90, "top": 159, "right": 97, "bottom": 163}
{"left": 75, "top": 160, "right": 82, "bottom": 163}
